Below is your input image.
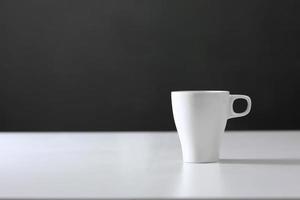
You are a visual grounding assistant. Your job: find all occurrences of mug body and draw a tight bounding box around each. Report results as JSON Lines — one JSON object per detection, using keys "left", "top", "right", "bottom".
{"left": 171, "top": 91, "right": 230, "bottom": 163}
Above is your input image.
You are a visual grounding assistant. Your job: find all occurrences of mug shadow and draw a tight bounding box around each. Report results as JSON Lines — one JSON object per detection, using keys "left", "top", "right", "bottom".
{"left": 219, "top": 158, "right": 300, "bottom": 165}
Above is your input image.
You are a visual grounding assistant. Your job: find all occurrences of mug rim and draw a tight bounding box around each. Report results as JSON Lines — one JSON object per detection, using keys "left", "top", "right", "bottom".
{"left": 171, "top": 90, "right": 229, "bottom": 94}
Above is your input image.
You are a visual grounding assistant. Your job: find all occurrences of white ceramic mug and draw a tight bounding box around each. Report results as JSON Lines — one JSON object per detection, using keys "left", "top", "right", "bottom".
{"left": 171, "top": 91, "right": 251, "bottom": 163}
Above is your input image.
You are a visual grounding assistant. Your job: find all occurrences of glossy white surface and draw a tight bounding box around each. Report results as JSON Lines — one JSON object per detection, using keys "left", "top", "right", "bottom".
{"left": 172, "top": 91, "right": 251, "bottom": 162}
{"left": 0, "top": 131, "right": 300, "bottom": 199}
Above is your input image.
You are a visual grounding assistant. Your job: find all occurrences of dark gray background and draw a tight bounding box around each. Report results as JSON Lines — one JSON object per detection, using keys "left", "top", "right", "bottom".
{"left": 0, "top": 0, "right": 299, "bottom": 131}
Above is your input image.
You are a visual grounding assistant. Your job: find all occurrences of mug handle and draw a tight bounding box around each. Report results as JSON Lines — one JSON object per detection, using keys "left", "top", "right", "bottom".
{"left": 228, "top": 95, "right": 252, "bottom": 119}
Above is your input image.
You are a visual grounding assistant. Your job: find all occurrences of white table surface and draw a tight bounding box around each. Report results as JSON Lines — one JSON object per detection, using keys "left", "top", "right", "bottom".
{"left": 0, "top": 131, "right": 300, "bottom": 199}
